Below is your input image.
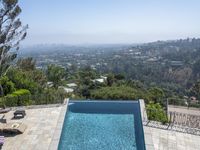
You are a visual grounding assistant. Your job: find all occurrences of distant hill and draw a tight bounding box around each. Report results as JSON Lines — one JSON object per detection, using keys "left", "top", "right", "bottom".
{"left": 18, "top": 38, "right": 200, "bottom": 98}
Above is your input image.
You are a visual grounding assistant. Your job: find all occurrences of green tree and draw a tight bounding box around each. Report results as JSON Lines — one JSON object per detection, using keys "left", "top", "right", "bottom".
{"left": 0, "top": 0, "right": 28, "bottom": 95}
{"left": 147, "top": 87, "right": 165, "bottom": 103}
{"left": 78, "top": 67, "right": 97, "bottom": 81}
{"left": 6, "top": 68, "right": 45, "bottom": 94}
{"left": 107, "top": 73, "right": 115, "bottom": 86}
{"left": 114, "top": 74, "right": 125, "bottom": 80}
{"left": 190, "top": 80, "right": 200, "bottom": 99}
{"left": 193, "top": 59, "right": 200, "bottom": 78}
{"left": 81, "top": 86, "right": 91, "bottom": 99}
{"left": 91, "top": 85, "right": 145, "bottom": 100}
{"left": 17, "top": 57, "right": 36, "bottom": 71}
{"left": 0, "top": 76, "right": 15, "bottom": 96}
{"left": 46, "top": 65, "right": 66, "bottom": 88}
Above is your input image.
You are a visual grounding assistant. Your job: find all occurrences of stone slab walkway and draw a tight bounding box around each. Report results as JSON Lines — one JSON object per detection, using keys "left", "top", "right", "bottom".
{"left": 144, "top": 126, "right": 200, "bottom": 150}
{"left": 1, "top": 106, "right": 62, "bottom": 150}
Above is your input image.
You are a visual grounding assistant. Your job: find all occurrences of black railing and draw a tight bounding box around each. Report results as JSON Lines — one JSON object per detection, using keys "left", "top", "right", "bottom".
{"left": 145, "top": 108, "right": 200, "bottom": 134}
{"left": 168, "top": 98, "right": 200, "bottom": 108}
{"left": 169, "top": 111, "right": 200, "bottom": 129}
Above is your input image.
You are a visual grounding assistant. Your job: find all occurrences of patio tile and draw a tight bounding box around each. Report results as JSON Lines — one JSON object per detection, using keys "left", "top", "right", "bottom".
{"left": 1, "top": 106, "right": 62, "bottom": 150}
{"left": 144, "top": 126, "right": 200, "bottom": 150}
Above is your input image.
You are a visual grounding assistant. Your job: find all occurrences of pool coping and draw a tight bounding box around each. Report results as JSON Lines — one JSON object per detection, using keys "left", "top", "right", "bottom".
{"left": 139, "top": 99, "right": 155, "bottom": 150}
{"left": 49, "top": 99, "right": 153, "bottom": 150}
{"left": 69, "top": 100, "right": 140, "bottom": 103}
{"left": 48, "top": 99, "right": 69, "bottom": 150}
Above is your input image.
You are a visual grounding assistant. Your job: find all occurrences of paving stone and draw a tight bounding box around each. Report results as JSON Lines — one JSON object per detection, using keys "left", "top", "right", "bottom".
{"left": 1, "top": 106, "right": 62, "bottom": 150}
{"left": 144, "top": 126, "right": 200, "bottom": 150}
{"left": 2, "top": 105, "right": 200, "bottom": 150}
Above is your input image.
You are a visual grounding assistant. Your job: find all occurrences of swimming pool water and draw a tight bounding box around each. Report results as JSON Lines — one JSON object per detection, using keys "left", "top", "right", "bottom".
{"left": 59, "top": 112, "right": 137, "bottom": 150}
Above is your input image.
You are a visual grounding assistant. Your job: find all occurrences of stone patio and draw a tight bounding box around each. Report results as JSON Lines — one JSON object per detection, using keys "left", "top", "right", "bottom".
{"left": 1, "top": 101, "right": 200, "bottom": 150}
{"left": 1, "top": 106, "right": 62, "bottom": 150}
{"left": 144, "top": 126, "right": 200, "bottom": 150}
{"left": 140, "top": 100, "right": 200, "bottom": 150}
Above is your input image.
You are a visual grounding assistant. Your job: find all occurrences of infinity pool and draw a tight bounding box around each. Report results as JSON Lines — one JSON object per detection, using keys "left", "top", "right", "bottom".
{"left": 58, "top": 101, "right": 146, "bottom": 150}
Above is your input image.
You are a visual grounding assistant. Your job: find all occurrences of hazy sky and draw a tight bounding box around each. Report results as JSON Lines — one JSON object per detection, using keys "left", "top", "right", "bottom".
{"left": 19, "top": 0, "right": 200, "bottom": 45}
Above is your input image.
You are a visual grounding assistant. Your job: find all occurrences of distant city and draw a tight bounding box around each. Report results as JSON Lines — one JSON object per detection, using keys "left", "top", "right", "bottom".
{"left": 20, "top": 39, "right": 190, "bottom": 71}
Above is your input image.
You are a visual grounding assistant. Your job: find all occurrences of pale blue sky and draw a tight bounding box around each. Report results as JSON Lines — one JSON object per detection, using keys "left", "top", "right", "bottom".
{"left": 19, "top": 0, "right": 200, "bottom": 45}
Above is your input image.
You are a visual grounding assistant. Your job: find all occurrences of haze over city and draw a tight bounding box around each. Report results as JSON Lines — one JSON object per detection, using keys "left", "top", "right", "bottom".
{"left": 19, "top": 0, "right": 200, "bottom": 45}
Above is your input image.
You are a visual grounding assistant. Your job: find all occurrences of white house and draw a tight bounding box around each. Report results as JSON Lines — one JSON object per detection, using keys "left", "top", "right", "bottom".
{"left": 92, "top": 76, "right": 107, "bottom": 83}
{"left": 47, "top": 82, "right": 54, "bottom": 87}
{"left": 67, "top": 83, "right": 77, "bottom": 88}
{"left": 93, "top": 78, "right": 104, "bottom": 83}
{"left": 59, "top": 86, "right": 74, "bottom": 93}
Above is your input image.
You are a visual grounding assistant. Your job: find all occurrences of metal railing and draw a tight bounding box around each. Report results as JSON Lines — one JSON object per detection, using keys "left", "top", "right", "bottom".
{"left": 143, "top": 108, "right": 200, "bottom": 135}
{"left": 168, "top": 98, "right": 200, "bottom": 109}
{"left": 169, "top": 111, "right": 200, "bottom": 129}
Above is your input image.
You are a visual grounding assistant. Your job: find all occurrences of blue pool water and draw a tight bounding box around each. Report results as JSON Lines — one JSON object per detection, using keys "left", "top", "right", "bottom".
{"left": 59, "top": 112, "right": 136, "bottom": 150}
{"left": 58, "top": 101, "right": 146, "bottom": 150}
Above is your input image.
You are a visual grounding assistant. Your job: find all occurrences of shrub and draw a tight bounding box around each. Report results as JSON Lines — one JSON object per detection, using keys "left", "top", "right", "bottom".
{"left": 146, "top": 101, "right": 168, "bottom": 124}
{"left": 147, "top": 87, "right": 165, "bottom": 104}
{"left": 91, "top": 85, "right": 146, "bottom": 100}
{"left": 1, "top": 95, "right": 18, "bottom": 107}
{"left": 6, "top": 68, "right": 45, "bottom": 94}
{"left": 168, "top": 96, "right": 186, "bottom": 106}
{"left": 0, "top": 88, "right": 66, "bottom": 107}
{"left": 31, "top": 88, "right": 65, "bottom": 105}
{"left": 6, "top": 89, "right": 31, "bottom": 106}
{"left": 0, "top": 76, "right": 15, "bottom": 96}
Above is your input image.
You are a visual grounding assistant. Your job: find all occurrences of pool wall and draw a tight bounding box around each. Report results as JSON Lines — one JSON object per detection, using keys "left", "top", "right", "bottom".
{"left": 59, "top": 100, "right": 146, "bottom": 150}
{"left": 139, "top": 100, "right": 155, "bottom": 150}
{"left": 49, "top": 100, "right": 69, "bottom": 150}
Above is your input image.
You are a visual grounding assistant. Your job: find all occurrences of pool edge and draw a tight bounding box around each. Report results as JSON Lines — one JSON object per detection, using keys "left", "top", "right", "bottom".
{"left": 51, "top": 99, "right": 150, "bottom": 150}
{"left": 139, "top": 99, "right": 155, "bottom": 150}
{"left": 48, "top": 99, "right": 69, "bottom": 150}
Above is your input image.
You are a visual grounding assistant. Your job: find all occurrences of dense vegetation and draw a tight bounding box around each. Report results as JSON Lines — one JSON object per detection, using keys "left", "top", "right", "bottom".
{"left": 2, "top": 40, "right": 200, "bottom": 122}
{"left": 100, "top": 39, "right": 200, "bottom": 105}
{"left": 0, "top": 58, "right": 67, "bottom": 106}
{"left": 0, "top": 0, "right": 28, "bottom": 96}
{"left": 21, "top": 38, "right": 200, "bottom": 107}
{"left": 2, "top": 40, "right": 200, "bottom": 123}
{"left": 0, "top": 58, "right": 167, "bottom": 105}
{"left": 1, "top": 48, "right": 200, "bottom": 123}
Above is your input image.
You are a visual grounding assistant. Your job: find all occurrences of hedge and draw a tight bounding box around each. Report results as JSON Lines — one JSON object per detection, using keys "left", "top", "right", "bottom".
{"left": 0, "top": 89, "right": 31, "bottom": 107}
{"left": 0, "top": 89, "right": 65, "bottom": 107}
{"left": 146, "top": 101, "right": 168, "bottom": 124}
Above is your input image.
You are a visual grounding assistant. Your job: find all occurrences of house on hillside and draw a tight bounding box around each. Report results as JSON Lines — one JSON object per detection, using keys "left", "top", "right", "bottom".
{"left": 66, "top": 83, "right": 77, "bottom": 88}
{"left": 92, "top": 78, "right": 104, "bottom": 83}
{"left": 100, "top": 76, "right": 107, "bottom": 81}
{"left": 58, "top": 86, "right": 74, "bottom": 93}
{"left": 47, "top": 82, "right": 54, "bottom": 88}
{"left": 92, "top": 76, "right": 107, "bottom": 83}
{"left": 190, "top": 96, "right": 198, "bottom": 104}
{"left": 170, "top": 61, "right": 183, "bottom": 67}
